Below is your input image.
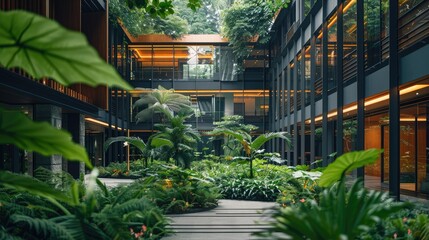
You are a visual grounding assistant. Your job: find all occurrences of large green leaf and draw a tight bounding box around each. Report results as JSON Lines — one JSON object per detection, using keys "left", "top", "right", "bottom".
{"left": 319, "top": 149, "right": 382, "bottom": 187}
{"left": 0, "top": 107, "right": 92, "bottom": 168}
{"left": 251, "top": 132, "right": 290, "bottom": 151}
{"left": 0, "top": 171, "right": 73, "bottom": 206}
{"left": 151, "top": 137, "right": 174, "bottom": 148}
{"left": 104, "top": 136, "right": 146, "bottom": 153}
{"left": 0, "top": 10, "right": 132, "bottom": 90}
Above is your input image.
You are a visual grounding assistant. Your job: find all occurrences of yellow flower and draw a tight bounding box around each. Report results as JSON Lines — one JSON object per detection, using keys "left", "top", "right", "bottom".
{"left": 163, "top": 179, "right": 173, "bottom": 189}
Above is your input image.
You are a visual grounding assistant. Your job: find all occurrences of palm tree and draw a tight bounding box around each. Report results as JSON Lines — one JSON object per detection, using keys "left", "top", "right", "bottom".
{"left": 149, "top": 112, "right": 201, "bottom": 168}
{"left": 210, "top": 129, "right": 290, "bottom": 178}
{"left": 134, "top": 85, "right": 193, "bottom": 123}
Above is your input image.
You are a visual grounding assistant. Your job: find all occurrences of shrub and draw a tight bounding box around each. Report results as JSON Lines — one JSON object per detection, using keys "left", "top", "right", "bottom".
{"left": 110, "top": 163, "right": 221, "bottom": 214}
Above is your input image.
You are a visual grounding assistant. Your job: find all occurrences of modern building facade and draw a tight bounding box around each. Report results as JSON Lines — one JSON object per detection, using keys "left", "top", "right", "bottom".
{"left": 0, "top": 0, "right": 269, "bottom": 175}
{"left": 0, "top": 0, "right": 129, "bottom": 176}
{"left": 122, "top": 34, "right": 269, "bottom": 150}
{"left": 268, "top": 0, "right": 429, "bottom": 199}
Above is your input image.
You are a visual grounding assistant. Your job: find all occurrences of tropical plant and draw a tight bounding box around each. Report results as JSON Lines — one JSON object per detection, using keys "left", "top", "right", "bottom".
{"left": 149, "top": 112, "right": 201, "bottom": 168}
{"left": 258, "top": 149, "right": 407, "bottom": 239}
{"left": 103, "top": 136, "right": 154, "bottom": 168}
{"left": 110, "top": 163, "right": 220, "bottom": 214}
{"left": 0, "top": 169, "right": 168, "bottom": 239}
{"left": 210, "top": 115, "right": 258, "bottom": 156}
{"left": 133, "top": 85, "right": 193, "bottom": 123}
{"left": 210, "top": 129, "right": 290, "bottom": 177}
{"left": 217, "top": 177, "right": 283, "bottom": 201}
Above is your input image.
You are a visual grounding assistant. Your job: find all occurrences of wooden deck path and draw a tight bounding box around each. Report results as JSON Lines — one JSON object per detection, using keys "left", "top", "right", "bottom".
{"left": 162, "top": 200, "right": 276, "bottom": 240}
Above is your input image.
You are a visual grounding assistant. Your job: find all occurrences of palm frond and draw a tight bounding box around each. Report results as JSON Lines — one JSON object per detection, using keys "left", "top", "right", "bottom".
{"left": 251, "top": 132, "right": 290, "bottom": 150}
{"left": 104, "top": 136, "right": 146, "bottom": 153}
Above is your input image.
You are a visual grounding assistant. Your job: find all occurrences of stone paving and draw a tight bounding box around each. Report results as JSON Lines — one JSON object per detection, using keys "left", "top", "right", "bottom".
{"left": 162, "top": 200, "right": 276, "bottom": 240}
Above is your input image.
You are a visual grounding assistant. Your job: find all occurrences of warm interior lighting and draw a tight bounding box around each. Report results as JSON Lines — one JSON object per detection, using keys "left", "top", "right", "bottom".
{"left": 317, "top": 0, "right": 357, "bottom": 39}
{"left": 308, "top": 84, "right": 429, "bottom": 123}
{"left": 85, "top": 118, "right": 123, "bottom": 130}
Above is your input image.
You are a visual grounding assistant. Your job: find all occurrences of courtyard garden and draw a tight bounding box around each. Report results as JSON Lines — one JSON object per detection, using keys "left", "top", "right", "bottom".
{"left": 1, "top": 3, "right": 429, "bottom": 240}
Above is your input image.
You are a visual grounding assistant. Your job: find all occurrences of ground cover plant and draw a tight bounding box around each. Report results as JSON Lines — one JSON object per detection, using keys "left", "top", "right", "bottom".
{"left": 192, "top": 159, "right": 322, "bottom": 202}
{"left": 0, "top": 168, "right": 168, "bottom": 239}
{"left": 105, "top": 162, "right": 221, "bottom": 214}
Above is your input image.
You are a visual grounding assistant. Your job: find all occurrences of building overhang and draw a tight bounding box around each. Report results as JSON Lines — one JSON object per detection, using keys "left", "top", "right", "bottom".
{"left": 0, "top": 69, "right": 99, "bottom": 117}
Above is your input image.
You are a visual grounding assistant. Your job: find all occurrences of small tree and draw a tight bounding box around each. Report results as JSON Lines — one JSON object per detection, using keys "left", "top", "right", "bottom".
{"left": 210, "top": 115, "right": 257, "bottom": 156}
{"left": 210, "top": 129, "right": 290, "bottom": 178}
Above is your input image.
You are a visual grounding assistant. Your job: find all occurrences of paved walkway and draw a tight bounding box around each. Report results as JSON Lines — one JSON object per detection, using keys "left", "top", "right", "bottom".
{"left": 162, "top": 200, "right": 276, "bottom": 240}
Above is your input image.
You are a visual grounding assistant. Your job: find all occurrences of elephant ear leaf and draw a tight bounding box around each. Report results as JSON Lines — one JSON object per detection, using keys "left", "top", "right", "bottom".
{"left": 319, "top": 149, "right": 382, "bottom": 187}
{"left": 0, "top": 10, "right": 131, "bottom": 90}
{"left": 0, "top": 107, "right": 92, "bottom": 168}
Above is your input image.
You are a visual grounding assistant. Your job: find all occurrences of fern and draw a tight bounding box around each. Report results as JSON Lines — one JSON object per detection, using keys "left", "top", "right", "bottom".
{"left": 0, "top": 230, "right": 23, "bottom": 240}
{"left": 11, "top": 214, "right": 75, "bottom": 240}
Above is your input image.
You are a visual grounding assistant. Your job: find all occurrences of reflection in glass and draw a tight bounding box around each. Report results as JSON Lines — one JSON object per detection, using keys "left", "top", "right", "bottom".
{"left": 364, "top": 0, "right": 389, "bottom": 68}
{"left": 327, "top": 14, "right": 337, "bottom": 90}
{"left": 304, "top": 44, "right": 311, "bottom": 106}
{"left": 343, "top": 0, "right": 357, "bottom": 81}
{"left": 289, "top": 62, "right": 295, "bottom": 113}
{"left": 296, "top": 53, "right": 302, "bottom": 110}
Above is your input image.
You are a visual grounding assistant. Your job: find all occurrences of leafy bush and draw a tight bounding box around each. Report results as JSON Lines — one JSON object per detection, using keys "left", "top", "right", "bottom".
{"left": 192, "top": 159, "right": 321, "bottom": 202}
{"left": 360, "top": 204, "right": 429, "bottom": 239}
{"left": 0, "top": 169, "right": 169, "bottom": 239}
{"left": 98, "top": 159, "right": 147, "bottom": 178}
{"left": 217, "top": 177, "right": 282, "bottom": 201}
{"left": 257, "top": 149, "right": 408, "bottom": 239}
{"left": 110, "top": 163, "right": 221, "bottom": 214}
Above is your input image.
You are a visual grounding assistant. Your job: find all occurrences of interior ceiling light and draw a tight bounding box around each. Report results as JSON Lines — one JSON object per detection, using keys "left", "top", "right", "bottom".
{"left": 307, "top": 84, "right": 429, "bottom": 123}
{"left": 85, "top": 118, "right": 123, "bottom": 131}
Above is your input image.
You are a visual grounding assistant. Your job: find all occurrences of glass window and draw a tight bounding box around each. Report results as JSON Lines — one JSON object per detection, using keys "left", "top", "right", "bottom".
{"left": 304, "top": 44, "right": 311, "bottom": 106}
{"left": 364, "top": 0, "right": 389, "bottom": 68}
{"left": 289, "top": 62, "right": 295, "bottom": 113}
{"left": 314, "top": 29, "right": 323, "bottom": 101}
{"left": 296, "top": 53, "right": 302, "bottom": 110}
{"left": 327, "top": 13, "right": 337, "bottom": 90}
{"left": 152, "top": 45, "right": 174, "bottom": 80}
{"left": 304, "top": 0, "right": 312, "bottom": 16}
{"left": 343, "top": 0, "right": 357, "bottom": 81}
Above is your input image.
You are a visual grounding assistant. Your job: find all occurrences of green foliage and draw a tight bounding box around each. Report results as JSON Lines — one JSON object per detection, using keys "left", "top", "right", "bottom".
{"left": 319, "top": 149, "right": 382, "bottom": 187}
{"left": 104, "top": 136, "right": 146, "bottom": 154}
{"left": 0, "top": 107, "right": 92, "bottom": 168}
{"left": 0, "top": 169, "right": 169, "bottom": 239}
{"left": 210, "top": 128, "right": 290, "bottom": 177}
{"left": 149, "top": 113, "right": 201, "bottom": 168}
{"left": 258, "top": 149, "right": 407, "bottom": 239}
{"left": 191, "top": 159, "right": 320, "bottom": 202}
{"left": 360, "top": 205, "right": 429, "bottom": 239}
{"left": 259, "top": 179, "right": 406, "bottom": 239}
{"left": 134, "top": 85, "right": 193, "bottom": 123}
{"left": 110, "top": 163, "right": 220, "bottom": 213}
{"left": 110, "top": 0, "right": 200, "bottom": 38}
{"left": 221, "top": 0, "right": 289, "bottom": 70}
{"left": 210, "top": 115, "right": 257, "bottom": 156}
{"left": 218, "top": 177, "right": 283, "bottom": 201}
{"left": 0, "top": 10, "right": 131, "bottom": 91}
{"left": 174, "top": 0, "right": 228, "bottom": 34}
